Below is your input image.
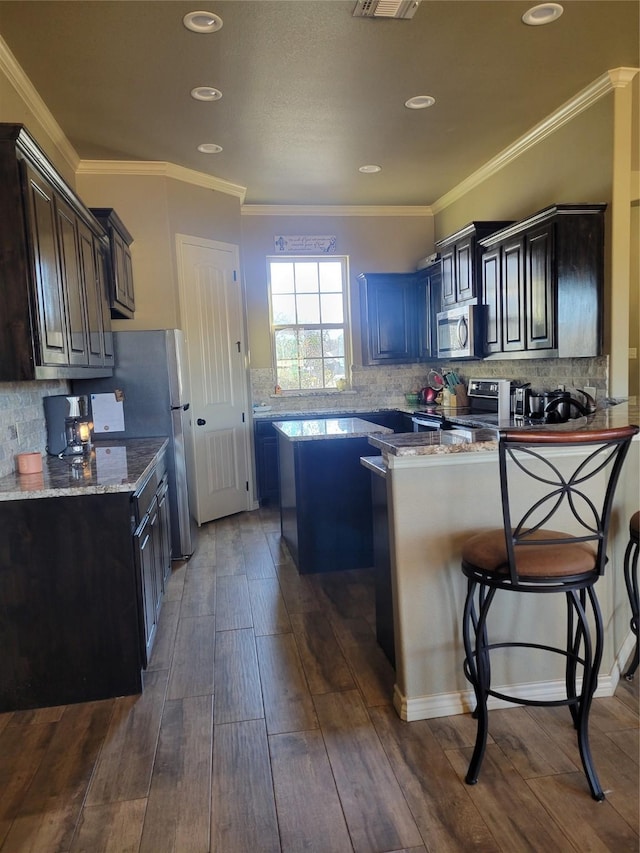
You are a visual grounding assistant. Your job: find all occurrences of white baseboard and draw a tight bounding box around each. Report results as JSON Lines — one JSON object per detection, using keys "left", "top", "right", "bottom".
{"left": 394, "top": 633, "right": 636, "bottom": 722}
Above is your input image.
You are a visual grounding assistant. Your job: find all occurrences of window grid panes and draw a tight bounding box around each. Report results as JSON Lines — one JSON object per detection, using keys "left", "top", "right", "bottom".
{"left": 269, "top": 257, "right": 348, "bottom": 391}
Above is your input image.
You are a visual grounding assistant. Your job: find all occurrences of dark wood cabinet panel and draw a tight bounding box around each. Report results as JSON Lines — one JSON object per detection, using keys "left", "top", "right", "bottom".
{"left": 254, "top": 410, "right": 407, "bottom": 506}
{"left": 359, "top": 270, "right": 439, "bottom": 366}
{"left": 525, "top": 224, "right": 554, "bottom": 351}
{"left": 0, "top": 492, "right": 142, "bottom": 711}
{"left": 0, "top": 448, "right": 171, "bottom": 711}
{"left": 502, "top": 236, "right": 526, "bottom": 351}
{"left": 133, "top": 456, "right": 171, "bottom": 667}
{"left": 416, "top": 264, "right": 441, "bottom": 360}
{"left": 279, "top": 434, "right": 377, "bottom": 573}
{"left": 359, "top": 273, "right": 417, "bottom": 364}
{"left": 78, "top": 222, "right": 114, "bottom": 366}
{"left": 481, "top": 248, "right": 501, "bottom": 355}
{"left": 91, "top": 207, "right": 136, "bottom": 318}
{"left": 55, "top": 196, "right": 89, "bottom": 366}
{"left": 436, "top": 221, "right": 513, "bottom": 308}
{"left": 24, "top": 165, "right": 68, "bottom": 366}
{"left": 0, "top": 123, "right": 113, "bottom": 380}
{"left": 480, "top": 204, "right": 605, "bottom": 359}
{"left": 440, "top": 248, "right": 455, "bottom": 305}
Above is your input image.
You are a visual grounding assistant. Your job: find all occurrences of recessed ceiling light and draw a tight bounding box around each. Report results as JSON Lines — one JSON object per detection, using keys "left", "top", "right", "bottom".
{"left": 522, "top": 3, "right": 563, "bottom": 26}
{"left": 405, "top": 95, "right": 435, "bottom": 110}
{"left": 191, "top": 86, "right": 222, "bottom": 101}
{"left": 359, "top": 164, "right": 382, "bottom": 174}
{"left": 183, "top": 11, "right": 223, "bottom": 33}
{"left": 197, "top": 143, "right": 223, "bottom": 154}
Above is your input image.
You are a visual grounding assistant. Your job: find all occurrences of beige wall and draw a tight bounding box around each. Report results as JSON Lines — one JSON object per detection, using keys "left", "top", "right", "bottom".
{"left": 76, "top": 173, "right": 243, "bottom": 331}
{"left": 240, "top": 213, "right": 434, "bottom": 368}
{"left": 0, "top": 74, "right": 76, "bottom": 186}
{"left": 433, "top": 96, "right": 614, "bottom": 240}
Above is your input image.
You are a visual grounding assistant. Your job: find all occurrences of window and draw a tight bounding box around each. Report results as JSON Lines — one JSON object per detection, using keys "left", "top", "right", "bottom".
{"left": 268, "top": 256, "right": 349, "bottom": 391}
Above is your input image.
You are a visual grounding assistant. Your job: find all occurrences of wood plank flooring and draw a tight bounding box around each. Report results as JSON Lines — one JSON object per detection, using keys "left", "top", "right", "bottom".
{"left": 0, "top": 505, "right": 638, "bottom": 852}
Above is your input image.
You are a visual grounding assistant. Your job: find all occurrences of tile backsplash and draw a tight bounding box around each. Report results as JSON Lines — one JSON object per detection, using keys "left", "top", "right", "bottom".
{"left": 0, "top": 357, "right": 610, "bottom": 479}
{"left": 0, "top": 380, "right": 70, "bottom": 478}
{"left": 250, "top": 356, "right": 609, "bottom": 415}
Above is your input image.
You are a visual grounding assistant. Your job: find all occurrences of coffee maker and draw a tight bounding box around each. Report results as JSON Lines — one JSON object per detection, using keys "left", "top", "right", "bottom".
{"left": 43, "top": 395, "right": 92, "bottom": 456}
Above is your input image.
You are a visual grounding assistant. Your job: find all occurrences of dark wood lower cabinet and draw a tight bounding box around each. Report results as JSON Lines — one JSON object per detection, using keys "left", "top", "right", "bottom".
{"left": 0, "top": 492, "right": 141, "bottom": 711}
{"left": 255, "top": 410, "right": 411, "bottom": 506}
{"left": 278, "top": 434, "right": 379, "bottom": 574}
{"left": 370, "top": 470, "right": 395, "bottom": 667}
{"left": 0, "top": 456, "right": 171, "bottom": 712}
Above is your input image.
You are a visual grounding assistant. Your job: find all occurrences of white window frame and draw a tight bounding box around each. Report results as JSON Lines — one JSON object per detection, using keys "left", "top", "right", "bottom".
{"left": 267, "top": 255, "right": 352, "bottom": 392}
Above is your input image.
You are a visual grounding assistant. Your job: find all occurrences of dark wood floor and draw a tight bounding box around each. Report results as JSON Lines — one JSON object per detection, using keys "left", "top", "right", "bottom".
{"left": 0, "top": 505, "right": 638, "bottom": 853}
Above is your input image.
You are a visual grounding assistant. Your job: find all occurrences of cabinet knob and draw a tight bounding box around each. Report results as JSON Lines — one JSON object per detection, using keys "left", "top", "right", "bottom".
{"left": 197, "top": 418, "right": 206, "bottom": 426}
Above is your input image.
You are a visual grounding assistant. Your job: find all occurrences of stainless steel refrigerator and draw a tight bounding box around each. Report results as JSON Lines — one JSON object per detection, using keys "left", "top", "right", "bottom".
{"left": 74, "top": 329, "right": 197, "bottom": 558}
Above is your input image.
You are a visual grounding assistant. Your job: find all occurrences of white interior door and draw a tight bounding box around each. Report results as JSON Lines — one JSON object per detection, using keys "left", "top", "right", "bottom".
{"left": 176, "top": 234, "right": 252, "bottom": 524}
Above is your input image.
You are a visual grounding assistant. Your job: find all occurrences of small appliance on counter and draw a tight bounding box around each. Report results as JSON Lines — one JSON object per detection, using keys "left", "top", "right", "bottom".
{"left": 43, "top": 395, "right": 92, "bottom": 456}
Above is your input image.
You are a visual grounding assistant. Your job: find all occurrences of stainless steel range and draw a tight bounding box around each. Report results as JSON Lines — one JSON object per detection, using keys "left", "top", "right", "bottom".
{"left": 467, "top": 378, "right": 512, "bottom": 424}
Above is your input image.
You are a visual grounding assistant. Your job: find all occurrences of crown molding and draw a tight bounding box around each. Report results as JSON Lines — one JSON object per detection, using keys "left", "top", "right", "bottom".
{"left": 432, "top": 67, "right": 640, "bottom": 215}
{"left": 241, "top": 204, "right": 432, "bottom": 217}
{"left": 0, "top": 34, "right": 79, "bottom": 173}
{"left": 76, "top": 159, "right": 247, "bottom": 201}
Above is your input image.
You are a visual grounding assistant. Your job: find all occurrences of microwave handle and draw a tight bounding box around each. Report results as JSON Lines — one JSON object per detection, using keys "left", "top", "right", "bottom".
{"left": 457, "top": 316, "right": 469, "bottom": 348}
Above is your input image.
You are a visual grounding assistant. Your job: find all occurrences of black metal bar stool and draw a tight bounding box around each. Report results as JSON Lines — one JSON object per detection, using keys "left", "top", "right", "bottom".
{"left": 623, "top": 510, "right": 640, "bottom": 680}
{"left": 461, "top": 425, "right": 638, "bottom": 802}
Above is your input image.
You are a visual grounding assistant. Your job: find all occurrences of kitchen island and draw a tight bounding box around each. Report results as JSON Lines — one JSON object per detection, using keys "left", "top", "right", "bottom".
{"left": 274, "top": 417, "right": 393, "bottom": 573}
{"left": 0, "top": 438, "right": 169, "bottom": 711}
{"left": 366, "top": 404, "right": 640, "bottom": 721}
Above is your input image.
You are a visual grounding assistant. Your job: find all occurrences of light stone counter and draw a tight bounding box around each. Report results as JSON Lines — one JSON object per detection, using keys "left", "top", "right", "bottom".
{"left": 0, "top": 438, "right": 168, "bottom": 501}
{"left": 273, "top": 417, "right": 393, "bottom": 441}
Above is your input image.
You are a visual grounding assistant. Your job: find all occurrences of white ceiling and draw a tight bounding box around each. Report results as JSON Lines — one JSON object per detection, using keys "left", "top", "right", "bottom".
{"left": 0, "top": 0, "right": 638, "bottom": 206}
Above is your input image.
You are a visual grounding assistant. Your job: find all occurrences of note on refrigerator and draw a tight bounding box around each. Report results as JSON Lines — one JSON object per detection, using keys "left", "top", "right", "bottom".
{"left": 90, "top": 392, "right": 125, "bottom": 433}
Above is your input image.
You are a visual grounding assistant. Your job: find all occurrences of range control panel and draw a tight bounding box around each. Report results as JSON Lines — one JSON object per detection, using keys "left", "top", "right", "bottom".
{"left": 468, "top": 378, "right": 511, "bottom": 399}
{"left": 467, "top": 378, "right": 512, "bottom": 421}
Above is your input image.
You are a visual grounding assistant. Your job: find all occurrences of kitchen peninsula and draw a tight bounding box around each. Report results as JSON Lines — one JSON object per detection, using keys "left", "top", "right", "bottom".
{"left": 366, "top": 404, "right": 640, "bottom": 722}
{"left": 0, "top": 438, "right": 169, "bottom": 711}
{"left": 274, "top": 417, "right": 393, "bottom": 573}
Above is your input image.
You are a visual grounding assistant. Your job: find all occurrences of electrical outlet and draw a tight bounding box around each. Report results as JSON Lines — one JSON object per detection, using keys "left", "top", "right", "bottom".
{"left": 7, "top": 424, "right": 17, "bottom": 441}
{"left": 629, "top": 347, "right": 637, "bottom": 359}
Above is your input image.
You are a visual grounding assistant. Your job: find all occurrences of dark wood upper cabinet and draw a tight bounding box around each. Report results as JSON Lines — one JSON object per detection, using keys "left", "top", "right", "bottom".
{"left": 480, "top": 204, "right": 605, "bottom": 359}
{"left": 0, "top": 123, "right": 113, "bottom": 380}
{"left": 416, "top": 263, "right": 441, "bottom": 360}
{"left": 359, "top": 270, "right": 440, "bottom": 366}
{"left": 360, "top": 272, "right": 418, "bottom": 364}
{"left": 436, "top": 221, "right": 513, "bottom": 308}
{"left": 90, "top": 207, "right": 136, "bottom": 319}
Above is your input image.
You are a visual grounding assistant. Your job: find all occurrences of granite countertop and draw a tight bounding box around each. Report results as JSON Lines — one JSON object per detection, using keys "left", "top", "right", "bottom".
{"left": 369, "top": 401, "right": 639, "bottom": 458}
{"left": 0, "top": 437, "right": 169, "bottom": 501}
{"left": 253, "top": 405, "right": 400, "bottom": 420}
{"left": 273, "top": 417, "right": 394, "bottom": 441}
{"left": 369, "top": 430, "right": 498, "bottom": 457}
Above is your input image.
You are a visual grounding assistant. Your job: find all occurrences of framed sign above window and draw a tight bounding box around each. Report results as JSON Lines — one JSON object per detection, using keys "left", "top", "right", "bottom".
{"left": 274, "top": 235, "right": 337, "bottom": 254}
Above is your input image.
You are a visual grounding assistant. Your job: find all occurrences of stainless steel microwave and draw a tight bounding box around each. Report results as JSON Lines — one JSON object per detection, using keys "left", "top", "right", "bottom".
{"left": 436, "top": 304, "right": 485, "bottom": 360}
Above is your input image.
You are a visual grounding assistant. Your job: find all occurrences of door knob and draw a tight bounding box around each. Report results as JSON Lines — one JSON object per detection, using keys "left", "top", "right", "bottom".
{"left": 197, "top": 418, "right": 206, "bottom": 425}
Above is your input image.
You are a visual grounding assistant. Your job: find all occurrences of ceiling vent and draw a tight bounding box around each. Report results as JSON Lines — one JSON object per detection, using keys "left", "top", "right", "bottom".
{"left": 353, "top": 0, "right": 421, "bottom": 19}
